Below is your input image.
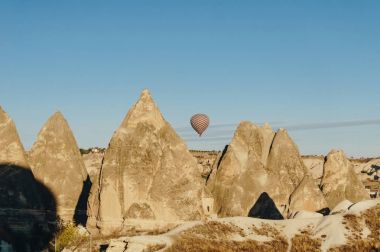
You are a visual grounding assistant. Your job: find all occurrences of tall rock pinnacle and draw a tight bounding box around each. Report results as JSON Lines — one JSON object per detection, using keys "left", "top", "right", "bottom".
{"left": 29, "top": 111, "right": 88, "bottom": 223}
{"left": 87, "top": 89, "right": 204, "bottom": 234}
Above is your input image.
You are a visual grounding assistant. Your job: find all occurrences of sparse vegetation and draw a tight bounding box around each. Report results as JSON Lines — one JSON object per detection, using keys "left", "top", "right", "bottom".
{"left": 49, "top": 222, "right": 86, "bottom": 251}
{"left": 251, "top": 223, "right": 281, "bottom": 238}
{"left": 143, "top": 243, "right": 166, "bottom": 252}
{"left": 164, "top": 204, "right": 380, "bottom": 252}
{"left": 329, "top": 204, "right": 380, "bottom": 252}
{"left": 166, "top": 221, "right": 288, "bottom": 252}
{"left": 290, "top": 229, "right": 321, "bottom": 252}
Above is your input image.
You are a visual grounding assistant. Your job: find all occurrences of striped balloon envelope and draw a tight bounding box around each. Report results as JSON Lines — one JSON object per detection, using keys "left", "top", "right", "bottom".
{"left": 190, "top": 114, "right": 209, "bottom": 136}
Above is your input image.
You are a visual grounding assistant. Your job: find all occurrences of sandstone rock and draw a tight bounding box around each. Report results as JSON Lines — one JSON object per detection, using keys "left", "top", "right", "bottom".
{"left": 0, "top": 106, "right": 40, "bottom": 210}
{"left": 320, "top": 150, "right": 370, "bottom": 209}
{"left": 82, "top": 152, "right": 104, "bottom": 183}
{"left": 266, "top": 129, "right": 308, "bottom": 208}
{"left": 330, "top": 199, "right": 354, "bottom": 214}
{"left": 266, "top": 129, "right": 327, "bottom": 214}
{"left": 291, "top": 211, "right": 323, "bottom": 219}
{"left": 0, "top": 107, "right": 29, "bottom": 168}
{"left": 210, "top": 123, "right": 327, "bottom": 218}
{"left": 260, "top": 123, "right": 275, "bottom": 166}
{"left": 302, "top": 156, "right": 325, "bottom": 184}
{"left": 210, "top": 121, "right": 277, "bottom": 217}
{"left": 288, "top": 174, "right": 328, "bottom": 215}
{"left": 88, "top": 90, "right": 204, "bottom": 234}
{"left": 0, "top": 106, "right": 55, "bottom": 250}
{"left": 205, "top": 146, "right": 226, "bottom": 193}
{"left": 29, "top": 111, "right": 89, "bottom": 223}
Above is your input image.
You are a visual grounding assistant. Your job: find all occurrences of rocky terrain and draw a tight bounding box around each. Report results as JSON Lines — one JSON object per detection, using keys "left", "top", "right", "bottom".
{"left": 87, "top": 90, "right": 205, "bottom": 235}
{"left": 103, "top": 199, "right": 380, "bottom": 252}
{"left": 0, "top": 89, "right": 379, "bottom": 251}
{"left": 206, "top": 122, "right": 328, "bottom": 219}
{"left": 28, "top": 112, "right": 90, "bottom": 224}
{"left": 0, "top": 107, "right": 57, "bottom": 251}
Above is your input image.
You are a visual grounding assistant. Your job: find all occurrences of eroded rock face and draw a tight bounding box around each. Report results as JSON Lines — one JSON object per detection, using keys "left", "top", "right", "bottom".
{"left": 29, "top": 112, "right": 88, "bottom": 223}
{"left": 266, "top": 129, "right": 327, "bottom": 214}
{"left": 0, "top": 106, "right": 55, "bottom": 250}
{"left": 302, "top": 156, "right": 325, "bottom": 184}
{"left": 88, "top": 90, "right": 204, "bottom": 234}
{"left": 82, "top": 152, "right": 104, "bottom": 183}
{"left": 0, "top": 106, "right": 43, "bottom": 211}
{"left": 266, "top": 129, "right": 308, "bottom": 207}
{"left": 209, "top": 123, "right": 327, "bottom": 218}
{"left": 320, "top": 150, "right": 370, "bottom": 209}
{"left": 0, "top": 107, "right": 29, "bottom": 168}
{"left": 288, "top": 174, "right": 328, "bottom": 214}
{"left": 210, "top": 121, "right": 278, "bottom": 217}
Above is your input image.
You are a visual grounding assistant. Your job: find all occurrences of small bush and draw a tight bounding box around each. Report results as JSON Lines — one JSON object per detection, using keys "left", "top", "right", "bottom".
{"left": 49, "top": 222, "right": 84, "bottom": 251}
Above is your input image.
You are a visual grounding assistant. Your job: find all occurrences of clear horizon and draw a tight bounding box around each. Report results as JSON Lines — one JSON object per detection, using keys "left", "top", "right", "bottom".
{"left": 1, "top": 1, "right": 380, "bottom": 157}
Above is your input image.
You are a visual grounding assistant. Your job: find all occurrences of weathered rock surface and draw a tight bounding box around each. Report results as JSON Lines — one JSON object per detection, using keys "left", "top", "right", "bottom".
{"left": 88, "top": 90, "right": 204, "bottom": 234}
{"left": 29, "top": 112, "right": 89, "bottom": 223}
{"left": 209, "top": 123, "right": 328, "bottom": 218}
{"left": 0, "top": 107, "right": 30, "bottom": 168}
{"left": 260, "top": 123, "right": 275, "bottom": 166}
{"left": 0, "top": 106, "right": 56, "bottom": 250}
{"left": 320, "top": 150, "right": 370, "bottom": 209}
{"left": 82, "top": 152, "right": 104, "bottom": 183}
{"left": 302, "top": 156, "right": 325, "bottom": 184}
{"left": 0, "top": 107, "right": 42, "bottom": 209}
{"left": 288, "top": 174, "right": 328, "bottom": 215}
{"left": 266, "top": 129, "right": 328, "bottom": 214}
{"left": 210, "top": 121, "right": 278, "bottom": 217}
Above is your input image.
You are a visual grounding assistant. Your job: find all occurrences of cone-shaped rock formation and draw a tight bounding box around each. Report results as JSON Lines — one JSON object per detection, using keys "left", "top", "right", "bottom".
{"left": 29, "top": 111, "right": 88, "bottom": 223}
{"left": 209, "top": 121, "right": 278, "bottom": 217}
{"left": 320, "top": 150, "right": 370, "bottom": 209}
{"left": 87, "top": 89, "right": 204, "bottom": 234}
{"left": 0, "top": 106, "right": 55, "bottom": 250}
{"left": 209, "top": 122, "right": 328, "bottom": 218}
{"left": 266, "top": 129, "right": 327, "bottom": 214}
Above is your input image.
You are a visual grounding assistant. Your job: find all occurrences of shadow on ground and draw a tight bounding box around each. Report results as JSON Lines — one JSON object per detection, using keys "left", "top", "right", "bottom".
{"left": 0, "top": 164, "right": 58, "bottom": 251}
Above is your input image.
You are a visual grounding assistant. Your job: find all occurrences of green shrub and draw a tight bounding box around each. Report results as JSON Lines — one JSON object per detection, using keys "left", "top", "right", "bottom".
{"left": 50, "top": 222, "right": 81, "bottom": 251}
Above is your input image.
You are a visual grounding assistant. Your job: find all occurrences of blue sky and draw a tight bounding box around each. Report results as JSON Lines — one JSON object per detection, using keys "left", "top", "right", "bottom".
{"left": 1, "top": 1, "right": 379, "bottom": 157}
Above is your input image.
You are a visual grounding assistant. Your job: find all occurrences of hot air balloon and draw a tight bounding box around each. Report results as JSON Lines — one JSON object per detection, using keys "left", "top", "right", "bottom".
{"left": 190, "top": 114, "right": 209, "bottom": 136}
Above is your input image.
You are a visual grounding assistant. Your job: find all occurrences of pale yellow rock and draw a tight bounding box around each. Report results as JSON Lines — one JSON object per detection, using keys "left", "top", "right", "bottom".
{"left": 260, "top": 123, "right": 275, "bottom": 166}
{"left": 0, "top": 106, "right": 46, "bottom": 233}
{"left": 29, "top": 111, "right": 88, "bottom": 222}
{"left": 210, "top": 123, "right": 328, "bottom": 217}
{"left": 210, "top": 121, "right": 278, "bottom": 217}
{"left": 88, "top": 89, "right": 204, "bottom": 234}
{"left": 82, "top": 152, "right": 104, "bottom": 183}
{"left": 288, "top": 174, "right": 328, "bottom": 214}
{"left": 266, "top": 129, "right": 327, "bottom": 213}
{"left": 0, "top": 106, "right": 29, "bottom": 167}
{"left": 320, "top": 150, "right": 370, "bottom": 209}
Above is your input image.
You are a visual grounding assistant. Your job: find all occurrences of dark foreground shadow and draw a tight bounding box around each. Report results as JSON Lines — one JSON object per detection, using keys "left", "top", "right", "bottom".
{"left": 248, "top": 192, "right": 284, "bottom": 220}
{"left": 0, "top": 164, "right": 58, "bottom": 251}
{"left": 316, "top": 207, "right": 331, "bottom": 216}
{"left": 74, "top": 175, "right": 92, "bottom": 226}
